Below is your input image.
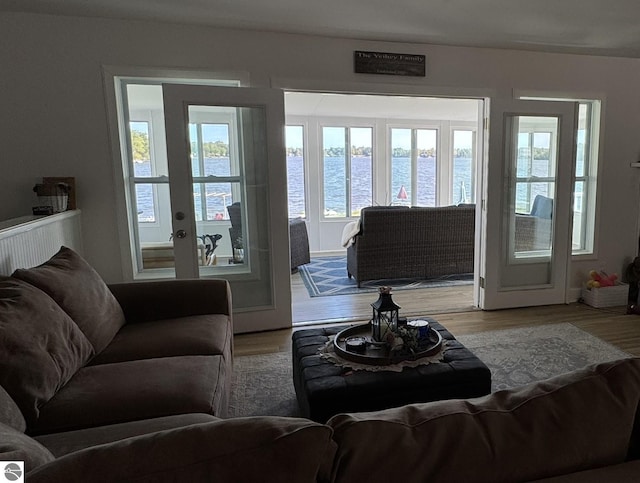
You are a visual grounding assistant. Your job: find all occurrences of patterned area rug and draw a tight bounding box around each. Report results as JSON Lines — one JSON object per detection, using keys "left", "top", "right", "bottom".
{"left": 298, "top": 256, "right": 473, "bottom": 297}
{"left": 227, "top": 323, "right": 630, "bottom": 418}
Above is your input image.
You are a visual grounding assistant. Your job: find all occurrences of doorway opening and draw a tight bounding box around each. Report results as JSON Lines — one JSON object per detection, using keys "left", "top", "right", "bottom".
{"left": 283, "top": 92, "right": 484, "bottom": 325}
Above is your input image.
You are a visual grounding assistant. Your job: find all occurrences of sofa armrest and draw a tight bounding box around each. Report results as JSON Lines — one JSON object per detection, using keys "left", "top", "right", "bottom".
{"left": 108, "top": 279, "right": 232, "bottom": 324}
{"left": 27, "top": 417, "right": 336, "bottom": 483}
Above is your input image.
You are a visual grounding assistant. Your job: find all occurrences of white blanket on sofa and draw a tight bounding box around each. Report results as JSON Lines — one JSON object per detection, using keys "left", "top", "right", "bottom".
{"left": 341, "top": 219, "right": 361, "bottom": 248}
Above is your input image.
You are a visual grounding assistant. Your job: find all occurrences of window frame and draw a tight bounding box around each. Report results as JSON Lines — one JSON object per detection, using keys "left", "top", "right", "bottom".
{"left": 128, "top": 119, "right": 161, "bottom": 226}
{"left": 320, "top": 123, "right": 374, "bottom": 219}
{"left": 389, "top": 125, "right": 440, "bottom": 207}
{"left": 285, "top": 124, "right": 308, "bottom": 219}
{"left": 515, "top": 93, "right": 601, "bottom": 257}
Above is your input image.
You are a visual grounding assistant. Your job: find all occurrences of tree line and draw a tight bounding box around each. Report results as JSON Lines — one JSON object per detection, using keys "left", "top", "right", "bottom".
{"left": 132, "top": 129, "right": 484, "bottom": 161}
{"left": 131, "top": 129, "right": 229, "bottom": 161}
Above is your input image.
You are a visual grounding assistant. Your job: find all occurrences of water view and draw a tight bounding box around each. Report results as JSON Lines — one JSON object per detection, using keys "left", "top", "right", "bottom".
{"left": 135, "top": 155, "right": 561, "bottom": 223}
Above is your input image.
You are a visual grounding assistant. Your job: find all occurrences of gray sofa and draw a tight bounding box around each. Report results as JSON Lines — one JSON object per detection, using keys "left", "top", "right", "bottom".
{"left": 4, "top": 247, "right": 640, "bottom": 482}
{"left": 0, "top": 246, "right": 241, "bottom": 480}
{"left": 347, "top": 205, "right": 475, "bottom": 286}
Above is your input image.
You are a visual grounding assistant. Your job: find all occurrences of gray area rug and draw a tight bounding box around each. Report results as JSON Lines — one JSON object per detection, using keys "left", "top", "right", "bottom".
{"left": 299, "top": 256, "right": 473, "bottom": 297}
{"left": 227, "top": 323, "right": 630, "bottom": 418}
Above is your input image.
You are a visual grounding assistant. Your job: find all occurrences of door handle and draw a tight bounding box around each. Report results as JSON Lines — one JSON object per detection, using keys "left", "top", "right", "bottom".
{"left": 175, "top": 229, "right": 187, "bottom": 239}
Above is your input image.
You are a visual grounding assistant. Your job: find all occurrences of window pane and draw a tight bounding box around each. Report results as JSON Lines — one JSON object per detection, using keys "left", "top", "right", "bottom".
{"left": 137, "top": 183, "right": 175, "bottom": 276}
{"left": 573, "top": 180, "right": 585, "bottom": 250}
{"left": 135, "top": 183, "right": 155, "bottom": 223}
{"left": 576, "top": 104, "right": 588, "bottom": 178}
{"left": 130, "top": 121, "right": 156, "bottom": 223}
{"left": 130, "top": 121, "right": 152, "bottom": 176}
{"left": 189, "top": 122, "right": 233, "bottom": 221}
{"left": 286, "top": 125, "right": 306, "bottom": 218}
{"left": 533, "top": 132, "right": 552, "bottom": 177}
{"left": 323, "top": 127, "right": 347, "bottom": 217}
{"left": 453, "top": 130, "right": 474, "bottom": 204}
{"left": 573, "top": 102, "right": 593, "bottom": 252}
{"left": 516, "top": 130, "right": 553, "bottom": 213}
{"left": 516, "top": 181, "right": 555, "bottom": 214}
{"left": 350, "top": 127, "right": 372, "bottom": 216}
{"left": 203, "top": 124, "right": 231, "bottom": 175}
{"left": 416, "top": 129, "right": 436, "bottom": 207}
{"left": 516, "top": 132, "right": 531, "bottom": 177}
{"left": 195, "top": 182, "right": 233, "bottom": 221}
{"left": 391, "top": 128, "right": 411, "bottom": 206}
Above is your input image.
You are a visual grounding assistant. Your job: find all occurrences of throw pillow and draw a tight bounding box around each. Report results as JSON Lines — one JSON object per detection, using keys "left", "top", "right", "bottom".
{"left": 12, "top": 246, "right": 126, "bottom": 353}
{"left": 0, "top": 383, "right": 27, "bottom": 432}
{"left": 0, "top": 422, "right": 54, "bottom": 474}
{"left": 0, "top": 278, "right": 94, "bottom": 426}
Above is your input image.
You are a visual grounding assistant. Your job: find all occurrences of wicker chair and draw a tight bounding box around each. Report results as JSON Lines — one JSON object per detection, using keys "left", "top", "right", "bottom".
{"left": 226, "top": 202, "right": 310, "bottom": 270}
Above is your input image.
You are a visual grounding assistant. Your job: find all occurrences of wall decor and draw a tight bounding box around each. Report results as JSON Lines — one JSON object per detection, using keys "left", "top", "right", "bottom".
{"left": 354, "top": 50, "right": 426, "bottom": 77}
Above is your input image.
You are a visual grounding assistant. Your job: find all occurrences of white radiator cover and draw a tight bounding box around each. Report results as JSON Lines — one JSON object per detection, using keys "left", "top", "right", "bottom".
{"left": 0, "top": 210, "right": 83, "bottom": 276}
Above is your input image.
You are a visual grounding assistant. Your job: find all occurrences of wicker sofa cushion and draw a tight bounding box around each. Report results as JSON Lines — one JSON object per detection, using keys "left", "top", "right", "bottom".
{"left": 12, "top": 246, "right": 126, "bottom": 353}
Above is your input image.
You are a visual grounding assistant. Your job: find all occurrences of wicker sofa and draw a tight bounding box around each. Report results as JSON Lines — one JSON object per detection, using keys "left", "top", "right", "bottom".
{"left": 346, "top": 205, "right": 475, "bottom": 287}
{"left": 346, "top": 203, "right": 554, "bottom": 286}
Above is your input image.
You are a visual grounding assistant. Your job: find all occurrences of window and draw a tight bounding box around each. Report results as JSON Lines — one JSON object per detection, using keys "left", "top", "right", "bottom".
{"left": 286, "top": 125, "right": 306, "bottom": 218}
{"left": 189, "top": 122, "right": 234, "bottom": 221}
{"left": 129, "top": 121, "right": 156, "bottom": 223}
{"left": 452, "top": 130, "right": 475, "bottom": 204}
{"left": 515, "top": 129, "right": 555, "bottom": 214}
{"left": 391, "top": 128, "right": 437, "bottom": 206}
{"left": 516, "top": 94, "right": 601, "bottom": 255}
{"left": 573, "top": 102, "right": 598, "bottom": 254}
{"left": 322, "top": 126, "right": 372, "bottom": 218}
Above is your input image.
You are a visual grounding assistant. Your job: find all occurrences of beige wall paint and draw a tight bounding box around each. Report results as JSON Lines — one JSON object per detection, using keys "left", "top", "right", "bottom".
{"left": 1, "top": 12, "right": 640, "bottom": 292}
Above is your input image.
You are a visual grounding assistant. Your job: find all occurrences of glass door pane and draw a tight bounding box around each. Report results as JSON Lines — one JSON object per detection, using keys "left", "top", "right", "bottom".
{"left": 506, "top": 116, "right": 557, "bottom": 285}
{"left": 162, "top": 84, "right": 291, "bottom": 332}
{"left": 481, "top": 98, "right": 577, "bottom": 310}
{"left": 125, "top": 87, "right": 176, "bottom": 278}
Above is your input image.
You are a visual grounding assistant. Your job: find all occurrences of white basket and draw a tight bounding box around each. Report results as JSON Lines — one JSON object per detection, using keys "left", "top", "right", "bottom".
{"left": 581, "top": 283, "right": 628, "bottom": 308}
{"left": 37, "top": 194, "right": 68, "bottom": 213}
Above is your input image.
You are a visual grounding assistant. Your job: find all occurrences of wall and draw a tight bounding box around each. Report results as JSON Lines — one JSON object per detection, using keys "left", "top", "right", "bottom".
{"left": 1, "top": 12, "right": 640, "bottom": 292}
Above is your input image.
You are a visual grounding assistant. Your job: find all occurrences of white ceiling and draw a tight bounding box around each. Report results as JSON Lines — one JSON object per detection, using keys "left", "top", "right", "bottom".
{"left": 4, "top": 0, "right": 640, "bottom": 58}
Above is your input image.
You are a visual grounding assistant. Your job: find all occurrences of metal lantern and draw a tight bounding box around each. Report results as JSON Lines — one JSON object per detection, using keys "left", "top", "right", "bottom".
{"left": 371, "top": 286, "right": 400, "bottom": 342}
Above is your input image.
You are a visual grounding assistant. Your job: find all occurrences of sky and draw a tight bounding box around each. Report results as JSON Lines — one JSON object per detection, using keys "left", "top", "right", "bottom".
{"left": 286, "top": 125, "right": 473, "bottom": 151}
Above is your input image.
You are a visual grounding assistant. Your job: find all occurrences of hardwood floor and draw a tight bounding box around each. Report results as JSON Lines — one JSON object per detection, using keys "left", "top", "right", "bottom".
{"left": 291, "top": 270, "right": 476, "bottom": 324}
{"left": 237, "top": 272, "right": 640, "bottom": 357}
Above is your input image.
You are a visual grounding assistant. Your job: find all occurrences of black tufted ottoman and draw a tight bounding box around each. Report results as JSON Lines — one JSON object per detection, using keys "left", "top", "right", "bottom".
{"left": 292, "top": 319, "right": 491, "bottom": 422}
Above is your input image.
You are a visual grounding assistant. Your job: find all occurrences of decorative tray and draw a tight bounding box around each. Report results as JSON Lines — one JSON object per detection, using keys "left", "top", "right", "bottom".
{"left": 333, "top": 322, "right": 443, "bottom": 366}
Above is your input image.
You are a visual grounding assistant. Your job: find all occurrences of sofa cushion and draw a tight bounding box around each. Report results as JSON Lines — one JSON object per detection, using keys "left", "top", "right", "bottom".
{"left": 530, "top": 459, "right": 640, "bottom": 482}
{"left": 27, "top": 417, "right": 336, "bottom": 483}
{"left": 327, "top": 358, "right": 640, "bottom": 483}
{"left": 88, "top": 314, "right": 232, "bottom": 365}
{"left": 0, "top": 278, "right": 94, "bottom": 426}
{"left": 35, "top": 413, "right": 219, "bottom": 457}
{"left": 12, "top": 246, "right": 126, "bottom": 353}
{"left": 0, "top": 422, "right": 54, "bottom": 474}
{"left": 0, "top": 384, "right": 26, "bottom": 432}
{"left": 32, "top": 355, "right": 228, "bottom": 434}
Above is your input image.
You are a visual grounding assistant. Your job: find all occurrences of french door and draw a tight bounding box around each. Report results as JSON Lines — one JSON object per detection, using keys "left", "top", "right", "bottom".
{"left": 480, "top": 98, "right": 578, "bottom": 309}
{"left": 118, "top": 81, "right": 291, "bottom": 333}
